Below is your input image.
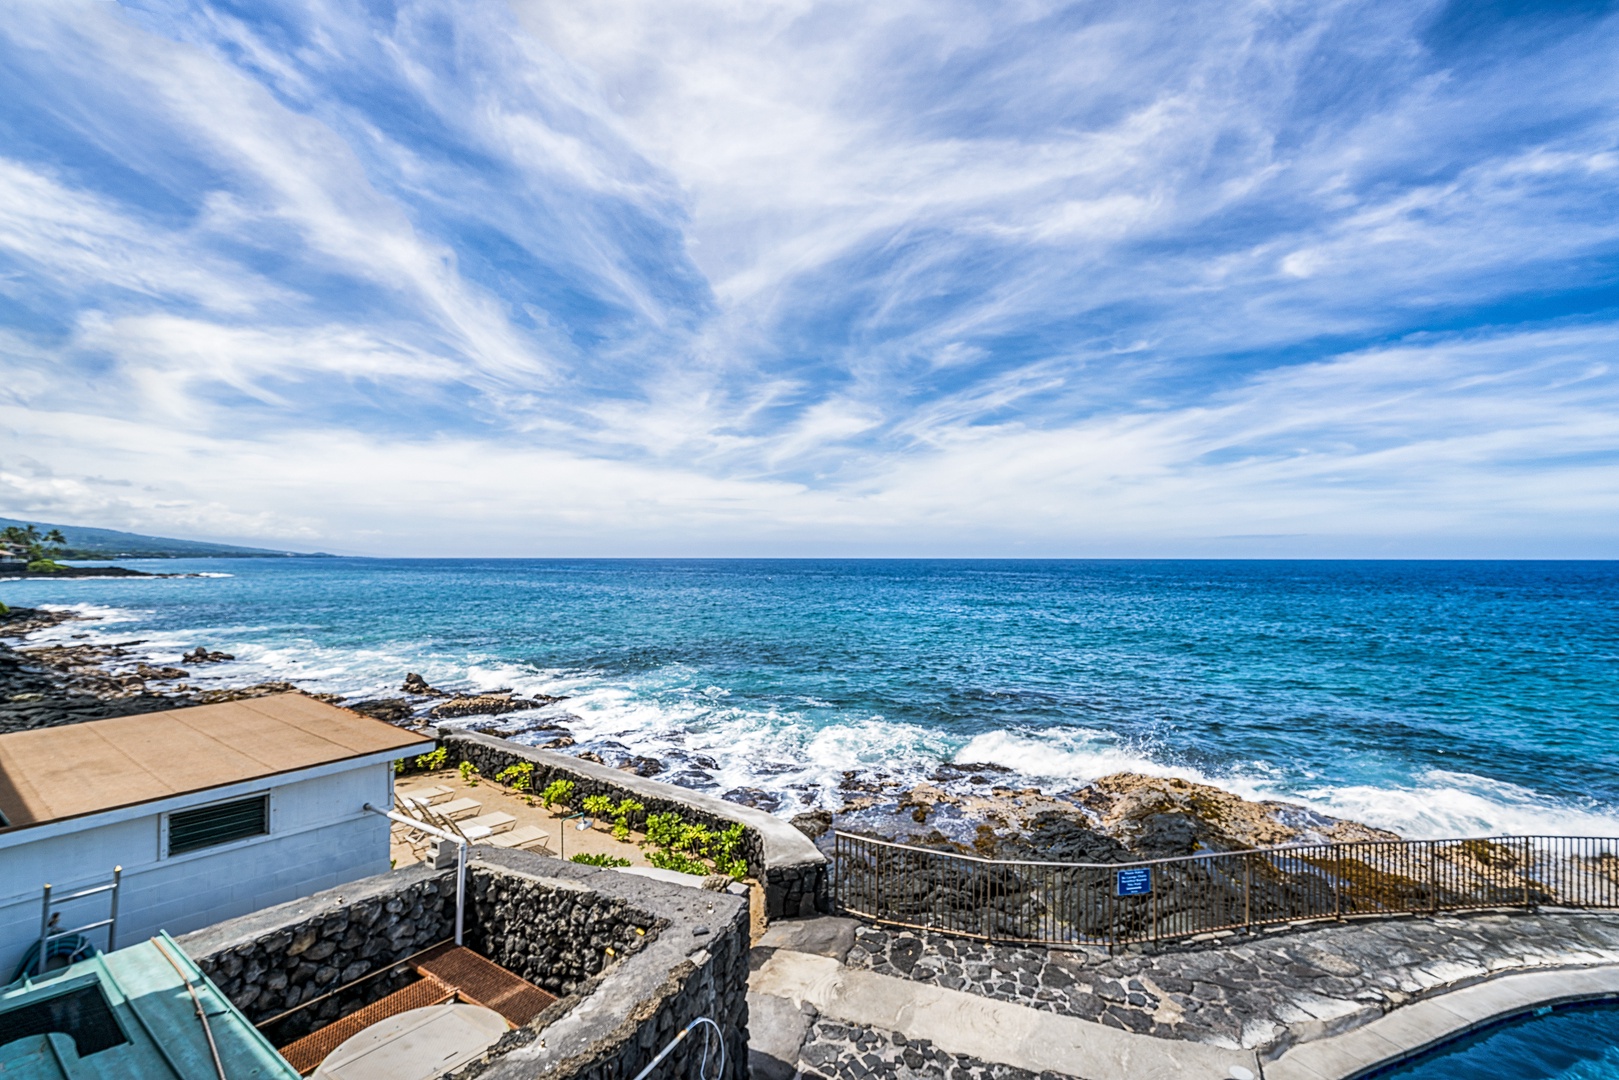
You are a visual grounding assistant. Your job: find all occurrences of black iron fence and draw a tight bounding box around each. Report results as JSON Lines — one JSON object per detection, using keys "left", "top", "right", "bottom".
{"left": 832, "top": 831, "right": 1619, "bottom": 947}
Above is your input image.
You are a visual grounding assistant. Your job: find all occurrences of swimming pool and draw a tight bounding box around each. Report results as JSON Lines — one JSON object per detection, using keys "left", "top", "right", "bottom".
{"left": 1373, "top": 1000, "right": 1619, "bottom": 1080}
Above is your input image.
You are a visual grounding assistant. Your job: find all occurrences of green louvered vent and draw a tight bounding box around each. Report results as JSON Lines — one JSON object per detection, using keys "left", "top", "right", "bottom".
{"left": 168, "top": 795, "right": 268, "bottom": 855}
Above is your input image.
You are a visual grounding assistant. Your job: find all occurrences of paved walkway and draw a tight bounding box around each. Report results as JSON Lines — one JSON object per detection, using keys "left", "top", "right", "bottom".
{"left": 747, "top": 914, "right": 1619, "bottom": 1080}
{"left": 844, "top": 911, "right": 1619, "bottom": 1051}
{"left": 754, "top": 948, "right": 1258, "bottom": 1080}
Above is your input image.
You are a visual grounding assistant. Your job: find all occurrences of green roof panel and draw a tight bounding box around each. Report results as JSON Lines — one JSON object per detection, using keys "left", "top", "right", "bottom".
{"left": 0, "top": 934, "right": 298, "bottom": 1080}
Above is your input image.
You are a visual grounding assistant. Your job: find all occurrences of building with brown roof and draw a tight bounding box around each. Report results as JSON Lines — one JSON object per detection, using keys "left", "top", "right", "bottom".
{"left": 0, "top": 693, "right": 430, "bottom": 979}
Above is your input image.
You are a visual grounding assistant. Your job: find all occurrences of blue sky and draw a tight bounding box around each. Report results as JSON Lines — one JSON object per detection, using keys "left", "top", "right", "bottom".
{"left": 1, "top": 0, "right": 1616, "bottom": 556}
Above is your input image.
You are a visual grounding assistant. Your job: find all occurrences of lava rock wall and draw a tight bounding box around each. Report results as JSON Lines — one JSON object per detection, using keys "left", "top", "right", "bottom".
{"left": 465, "top": 864, "right": 656, "bottom": 996}
{"left": 454, "top": 850, "right": 751, "bottom": 1080}
{"left": 177, "top": 864, "right": 455, "bottom": 1042}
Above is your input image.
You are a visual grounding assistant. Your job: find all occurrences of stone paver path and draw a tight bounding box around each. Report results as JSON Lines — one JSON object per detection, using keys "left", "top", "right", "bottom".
{"left": 844, "top": 911, "right": 1619, "bottom": 1051}
{"left": 752, "top": 947, "right": 1259, "bottom": 1080}
{"left": 797, "top": 1018, "right": 1073, "bottom": 1080}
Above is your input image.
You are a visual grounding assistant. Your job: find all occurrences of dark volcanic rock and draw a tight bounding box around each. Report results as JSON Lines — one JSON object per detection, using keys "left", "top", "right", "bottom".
{"left": 191, "top": 682, "right": 343, "bottom": 705}
{"left": 428, "top": 691, "right": 562, "bottom": 719}
{"left": 0, "top": 606, "right": 365, "bottom": 737}
{"left": 401, "top": 672, "right": 447, "bottom": 696}
{"left": 1006, "top": 810, "right": 1132, "bottom": 862}
{"left": 346, "top": 698, "right": 415, "bottom": 723}
{"left": 792, "top": 810, "right": 834, "bottom": 840}
{"left": 0, "top": 607, "right": 77, "bottom": 637}
{"left": 183, "top": 646, "right": 235, "bottom": 663}
{"left": 617, "top": 754, "right": 665, "bottom": 778}
{"left": 0, "top": 644, "right": 177, "bottom": 736}
{"left": 720, "top": 786, "right": 781, "bottom": 812}
{"left": 7, "top": 566, "right": 156, "bottom": 579}
{"left": 135, "top": 663, "right": 190, "bottom": 681}
{"left": 1132, "top": 811, "right": 1202, "bottom": 858}
{"left": 929, "top": 761, "right": 1012, "bottom": 784}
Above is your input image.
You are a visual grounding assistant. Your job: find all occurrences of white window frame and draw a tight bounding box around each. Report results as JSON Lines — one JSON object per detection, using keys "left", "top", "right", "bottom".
{"left": 158, "top": 789, "right": 276, "bottom": 863}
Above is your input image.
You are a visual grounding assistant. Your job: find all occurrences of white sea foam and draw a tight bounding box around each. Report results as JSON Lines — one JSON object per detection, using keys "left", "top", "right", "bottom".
{"left": 1277, "top": 771, "right": 1619, "bottom": 839}
{"left": 12, "top": 606, "right": 1616, "bottom": 836}
{"left": 38, "top": 602, "right": 142, "bottom": 625}
{"left": 955, "top": 728, "right": 1211, "bottom": 785}
{"left": 952, "top": 729, "right": 1619, "bottom": 840}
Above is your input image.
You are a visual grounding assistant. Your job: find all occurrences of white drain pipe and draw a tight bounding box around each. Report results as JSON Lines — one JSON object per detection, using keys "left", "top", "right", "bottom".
{"left": 365, "top": 803, "right": 466, "bottom": 946}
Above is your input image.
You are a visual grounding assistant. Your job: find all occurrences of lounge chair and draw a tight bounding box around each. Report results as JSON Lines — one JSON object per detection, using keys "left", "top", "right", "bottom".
{"left": 400, "top": 785, "right": 453, "bottom": 806}
{"left": 488, "top": 826, "right": 549, "bottom": 851}
{"left": 462, "top": 812, "right": 515, "bottom": 835}
{"left": 437, "top": 797, "right": 483, "bottom": 821}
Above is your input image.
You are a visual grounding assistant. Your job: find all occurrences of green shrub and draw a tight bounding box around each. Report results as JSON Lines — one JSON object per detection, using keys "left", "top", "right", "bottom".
{"left": 496, "top": 762, "right": 535, "bottom": 793}
{"left": 642, "top": 813, "right": 749, "bottom": 879}
{"left": 644, "top": 811, "right": 683, "bottom": 850}
{"left": 570, "top": 852, "right": 632, "bottom": 868}
{"left": 647, "top": 849, "right": 710, "bottom": 875}
{"left": 611, "top": 798, "right": 644, "bottom": 841}
{"left": 459, "top": 760, "right": 480, "bottom": 786}
{"left": 414, "top": 747, "right": 448, "bottom": 771}
{"left": 581, "top": 794, "right": 615, "bottom": 818}
{"left": 25, "top": 560, "right": 65, "bottom": 573}
{"left": 679, "top": 823, "right": 717, "bottom": 856}
{"left": 540, "top": 778, "right": 575, "bottom": 808}
{"left": 0, "top": 601, "right": 9, "bottom": 615}
{"left": 715, "top": 823, "right": 746, "bottom": 865}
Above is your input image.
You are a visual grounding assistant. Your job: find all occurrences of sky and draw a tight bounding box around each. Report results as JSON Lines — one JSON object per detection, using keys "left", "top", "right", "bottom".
{"left": 1, "top": 0, "right": 1617, "bottom": 557}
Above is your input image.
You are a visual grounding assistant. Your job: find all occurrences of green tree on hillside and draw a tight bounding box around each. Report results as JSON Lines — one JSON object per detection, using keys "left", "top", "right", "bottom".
{"left": 1, "top": 525, "right": 69, "bottom": 572}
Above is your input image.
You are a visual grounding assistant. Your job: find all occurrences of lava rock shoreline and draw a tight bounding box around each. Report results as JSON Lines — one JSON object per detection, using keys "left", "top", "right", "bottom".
{"left": 0, "top": 605, "right": 1400, "bottom": 861}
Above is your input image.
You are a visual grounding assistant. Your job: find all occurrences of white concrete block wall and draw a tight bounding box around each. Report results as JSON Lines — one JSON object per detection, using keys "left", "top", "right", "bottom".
{"left": 0, "top": 759, "right": 397, "bottom": 979}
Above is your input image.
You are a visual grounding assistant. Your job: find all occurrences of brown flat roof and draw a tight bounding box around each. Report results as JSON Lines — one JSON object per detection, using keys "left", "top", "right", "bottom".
{"left": 0, "top": 693, "right": 431, "bottom": 833}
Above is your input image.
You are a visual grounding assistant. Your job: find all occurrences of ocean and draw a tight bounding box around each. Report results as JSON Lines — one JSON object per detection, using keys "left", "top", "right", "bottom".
{"left": 5, "top": 558, "right": 1617, "bottom": 838}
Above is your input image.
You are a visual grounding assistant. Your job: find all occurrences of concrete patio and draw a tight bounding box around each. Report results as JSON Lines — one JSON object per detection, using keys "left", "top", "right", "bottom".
{"left": 746, "top": 912, "right": 1619, "bottom": 1080}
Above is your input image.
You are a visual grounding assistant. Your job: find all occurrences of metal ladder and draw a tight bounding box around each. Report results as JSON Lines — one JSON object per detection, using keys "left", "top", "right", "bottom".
{"left": 37, "top": 866, "right": 122, "bottom": 976}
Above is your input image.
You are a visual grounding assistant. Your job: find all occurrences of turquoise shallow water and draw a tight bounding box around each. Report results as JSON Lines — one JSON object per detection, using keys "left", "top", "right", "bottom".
{"left": 1376, "top": 1002, "right": 1619, "bottom": 1080}
{"left": 3, "top": 558, "right": 1617, "bottom": 832}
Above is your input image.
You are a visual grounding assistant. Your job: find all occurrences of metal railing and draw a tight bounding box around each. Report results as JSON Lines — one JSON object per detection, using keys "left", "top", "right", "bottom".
{"left": 36, "top": 866, "right": 121, "bottom": 975}
{"left": 832, "top": 832, "right": 1619, "bottom": 948}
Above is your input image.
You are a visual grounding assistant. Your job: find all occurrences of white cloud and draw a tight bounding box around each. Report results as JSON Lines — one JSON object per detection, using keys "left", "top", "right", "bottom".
{"left": 0, "top": 0, "right": 1616, "bottom": 554}
{"left": 2, "top": 324, "right": 1613, "bottom": 555}
{"left": 0, "top": 158, "right": 277, "bottom": 314}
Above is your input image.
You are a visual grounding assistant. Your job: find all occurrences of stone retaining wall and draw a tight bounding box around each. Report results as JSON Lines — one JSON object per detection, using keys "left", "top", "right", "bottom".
{"left": 178, "top": 852, "right": 752, "bottom": 1080}
{"left": 453, "top": 849, "right": 751, "bottom": 1080}
{"left": 464, "top": 862, "right": 657, "bottom": 997}
{"left": 443, "top": 731, "right": 828, "bottom": 919}
{"left": 176, "top": 864, "right": 454, "bottom": 1042}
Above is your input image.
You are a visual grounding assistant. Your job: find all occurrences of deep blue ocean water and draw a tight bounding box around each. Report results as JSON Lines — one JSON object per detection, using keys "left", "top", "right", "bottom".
{"left": 4, "top": 558, "right": 1617, "bottom": 834}
{"left": 1376, "top": 1002, "right": 1619, "bottom": 1080}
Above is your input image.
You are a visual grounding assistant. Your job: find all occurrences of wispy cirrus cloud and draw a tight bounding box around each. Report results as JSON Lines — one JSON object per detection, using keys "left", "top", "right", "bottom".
{"left": 0, "top": 0, "right": 1616, "bottom": 554}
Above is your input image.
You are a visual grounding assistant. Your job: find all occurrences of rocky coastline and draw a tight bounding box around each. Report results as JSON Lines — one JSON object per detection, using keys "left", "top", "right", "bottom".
{"left": 0, "top": 605, "right": 1400, "bottom": 862}
{"left": 0, "top": 560, "right": 174, "bottom": 579}
{"left": 0, "top": 605, "right": 346, "bottom": 733}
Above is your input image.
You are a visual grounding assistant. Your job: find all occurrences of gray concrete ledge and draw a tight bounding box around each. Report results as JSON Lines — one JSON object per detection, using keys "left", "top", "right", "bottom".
{"left": 753, "top": 947, "right": 1262, "bottom": 1080}
{"left": 1263, "top": 964, "right": 1619, "bottom": 1080}
{"left": 176, "top": 861, "right": 449, "bottom": 959}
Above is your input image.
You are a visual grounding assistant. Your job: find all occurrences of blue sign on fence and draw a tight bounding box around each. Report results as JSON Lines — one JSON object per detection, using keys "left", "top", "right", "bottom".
{"left": 1116, "top": 867, "right": 1152, "bottom": 897}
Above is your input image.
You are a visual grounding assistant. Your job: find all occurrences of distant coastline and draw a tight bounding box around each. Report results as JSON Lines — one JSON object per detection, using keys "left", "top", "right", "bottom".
{"left": 0, "top": 515, "right": 329, "bottom": 560}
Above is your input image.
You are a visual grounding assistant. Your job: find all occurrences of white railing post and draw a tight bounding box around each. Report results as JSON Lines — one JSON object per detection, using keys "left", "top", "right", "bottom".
{"left": 365, "top": 803, "right": 466, "bottom": 946}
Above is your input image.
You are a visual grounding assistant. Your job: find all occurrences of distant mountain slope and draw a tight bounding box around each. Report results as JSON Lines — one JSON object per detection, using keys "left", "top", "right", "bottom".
{"left": 0, "top": 517, "right": 322, "bottom": 558}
